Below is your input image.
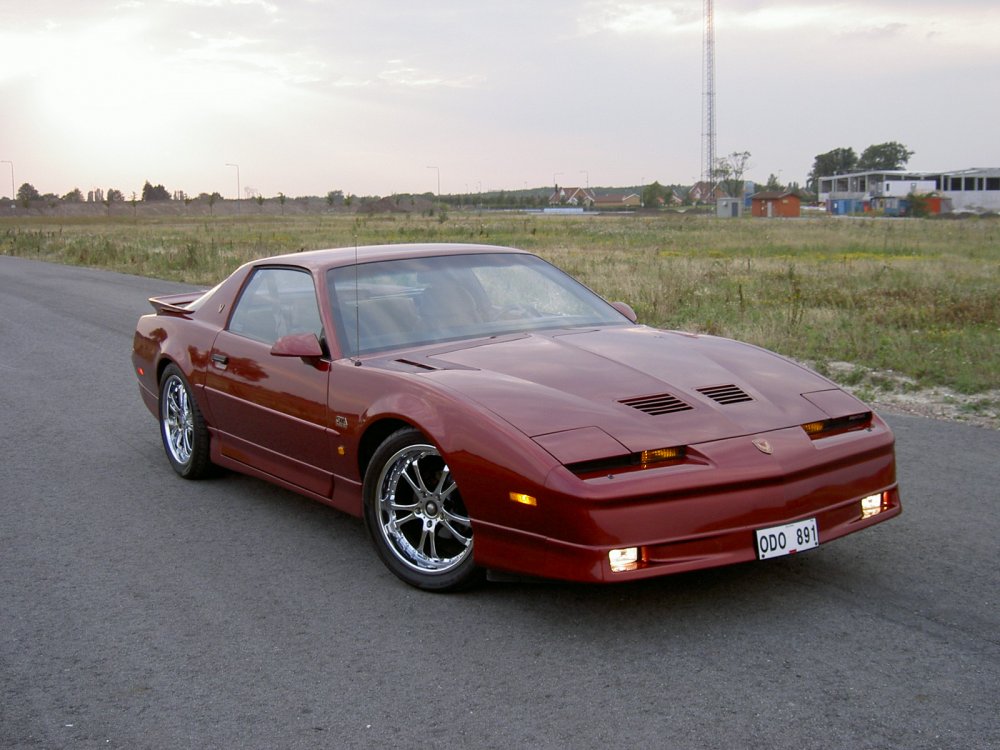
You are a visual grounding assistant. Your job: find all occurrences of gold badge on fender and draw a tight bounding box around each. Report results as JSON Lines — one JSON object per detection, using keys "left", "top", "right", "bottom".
{"left": 752, "top": 439, "right": 773, "bottom": 455}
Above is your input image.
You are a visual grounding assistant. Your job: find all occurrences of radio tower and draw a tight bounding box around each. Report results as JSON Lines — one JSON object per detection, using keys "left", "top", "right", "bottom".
{"left": 701, "top": 0, "right": 717, "bottom": 194}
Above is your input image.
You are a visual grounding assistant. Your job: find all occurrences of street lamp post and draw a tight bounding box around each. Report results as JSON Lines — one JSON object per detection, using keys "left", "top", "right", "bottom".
{"left": 426, "top": 166, "right": 440, "bottom": 197}
{"left": 580, "top": 170, "right": 589, "bottom": 189}
{"left": 1, "top": 160, "right": 13, "bottom": 203}
{"left": 225, "top": 163, "right": 240, "bottom": 215}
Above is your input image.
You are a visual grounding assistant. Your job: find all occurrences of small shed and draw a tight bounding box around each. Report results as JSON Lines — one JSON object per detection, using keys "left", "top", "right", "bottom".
{"left": 751, "top": 191, "right": 801, "bottom": 218}
{"left": 716, "top": 196, "right": 743, "bottom": 218}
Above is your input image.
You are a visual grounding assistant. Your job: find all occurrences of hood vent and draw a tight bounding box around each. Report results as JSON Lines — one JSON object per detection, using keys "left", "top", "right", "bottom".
{"left": 392, "top": 358, "right": 439, "bottom": 371}
{"left": 697, "top": 384, "right": 753, "bottom": 405}
{"left": 620, "top": 393, "right": 693, "bottom": 416}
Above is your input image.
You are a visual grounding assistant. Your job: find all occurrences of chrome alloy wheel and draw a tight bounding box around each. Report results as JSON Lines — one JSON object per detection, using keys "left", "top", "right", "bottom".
{"left": 374, "top": 443, "right": 473, "bottom": 575}
{"left": 161, "top": 374, "right": 195, "bottom": 466}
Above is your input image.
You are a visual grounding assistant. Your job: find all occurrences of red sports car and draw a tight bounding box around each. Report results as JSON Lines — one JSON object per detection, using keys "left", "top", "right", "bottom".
{"left": 132, "top": 243, "right": 900, "bottom": 590}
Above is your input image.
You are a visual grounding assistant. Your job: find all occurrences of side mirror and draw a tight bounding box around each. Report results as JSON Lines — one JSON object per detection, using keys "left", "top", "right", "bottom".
{"left": 271, "top": 332, "right": 324, "bottom": 360}
{"left": 610, "top": 301, "right": 638, "bottom": 323}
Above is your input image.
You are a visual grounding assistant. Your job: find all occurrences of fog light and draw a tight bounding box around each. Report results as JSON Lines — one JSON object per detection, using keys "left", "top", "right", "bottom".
{"left": 609, "top": 547, "right": 640, "bottom": 573}
{"left": 861, "top": 493, "right": 883, "bottom": 519}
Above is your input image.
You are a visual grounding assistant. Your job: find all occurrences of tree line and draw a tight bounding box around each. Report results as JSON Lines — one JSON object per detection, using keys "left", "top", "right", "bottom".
{"left": 9, "top": 143, "right": 917, "bottom": 210}
{"left": 12, "top": 180, "right": 176, "bottom": 208}
{"left": 807, "top": 141, "right": 914, "bottom": 190}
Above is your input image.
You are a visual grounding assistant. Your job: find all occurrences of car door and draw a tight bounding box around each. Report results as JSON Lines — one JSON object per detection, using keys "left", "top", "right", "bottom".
{"left": 203, "top": 266, "right": 334, "bottom": 497}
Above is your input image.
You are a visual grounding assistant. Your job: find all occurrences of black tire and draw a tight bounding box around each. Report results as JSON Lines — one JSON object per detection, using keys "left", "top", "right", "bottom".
{"left": 363, "top": 428, "right": 482, "bottom": 591}
{"left": 159, "top": 364, "right": 212, "bottom": 479}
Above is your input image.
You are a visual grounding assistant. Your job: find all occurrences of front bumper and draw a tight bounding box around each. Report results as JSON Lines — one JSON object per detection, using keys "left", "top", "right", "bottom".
{"left": 470, "top": 420, "right": 900, "bottom": 583}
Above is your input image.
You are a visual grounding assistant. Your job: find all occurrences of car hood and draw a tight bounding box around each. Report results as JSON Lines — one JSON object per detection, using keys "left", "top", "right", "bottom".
{"left": 376, "top": 326, "right": 867, "bottom": 460}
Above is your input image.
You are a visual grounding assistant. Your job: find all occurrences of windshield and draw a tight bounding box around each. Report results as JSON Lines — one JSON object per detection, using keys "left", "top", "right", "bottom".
{"left": 327, "top": 252, "right": 628, "bottom": 356}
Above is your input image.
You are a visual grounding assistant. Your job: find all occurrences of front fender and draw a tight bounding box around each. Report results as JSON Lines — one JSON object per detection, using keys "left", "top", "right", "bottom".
{"left": 345, "top": 365, "right": 560, "bottom": 531}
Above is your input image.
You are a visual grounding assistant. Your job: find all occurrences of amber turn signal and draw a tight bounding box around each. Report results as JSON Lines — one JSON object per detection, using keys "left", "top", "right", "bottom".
{"left": 639, "top": 446, "right": 685, "bottom": 465}
{"left": 509, "top": 492, "right": 537, "bottom": 507}
{"left": 802, "top": 412, "right": 872, "bottom": 438}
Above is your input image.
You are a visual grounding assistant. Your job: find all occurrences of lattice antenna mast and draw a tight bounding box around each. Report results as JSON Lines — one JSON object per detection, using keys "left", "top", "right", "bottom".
{"left": 701, "top": 0, "right": 717, "bottom": 192}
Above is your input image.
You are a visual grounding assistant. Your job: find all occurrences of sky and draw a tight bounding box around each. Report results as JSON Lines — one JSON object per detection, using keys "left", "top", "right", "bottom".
{"left": 1, "top": 0, "right": 999, "bottom": 199}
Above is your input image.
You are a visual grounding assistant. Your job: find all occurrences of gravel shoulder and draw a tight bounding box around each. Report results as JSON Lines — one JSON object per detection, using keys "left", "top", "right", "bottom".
{"left": 820, "top": 360, "right": 1000, "bottom": 430}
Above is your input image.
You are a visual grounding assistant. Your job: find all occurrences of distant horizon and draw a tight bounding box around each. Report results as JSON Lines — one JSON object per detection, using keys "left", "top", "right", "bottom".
{"left": 19, "top": 165, "right": 1000, "bottom": 203}
{"left": 5, "top": 159, "right": 995, "bottom": 204}
{"left": 4, "top": 179, "right": 724, "bottom": 202}
{"left": 4, "top": 178, "right": 807, "bottom": 205}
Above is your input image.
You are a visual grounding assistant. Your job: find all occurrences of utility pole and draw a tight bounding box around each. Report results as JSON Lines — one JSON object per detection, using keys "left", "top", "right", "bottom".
{"left": 701, "top": 0, "right": 717, "bottom": 195}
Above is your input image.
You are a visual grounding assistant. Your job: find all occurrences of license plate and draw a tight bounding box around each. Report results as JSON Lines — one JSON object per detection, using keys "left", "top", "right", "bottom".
{"left": 755, "top": 518, "right": 819, "bottom": 560}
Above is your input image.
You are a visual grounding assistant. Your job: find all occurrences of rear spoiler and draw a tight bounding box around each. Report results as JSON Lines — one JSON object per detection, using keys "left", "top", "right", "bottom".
{"left": 148, "top": 291, "right": 205, "bottom": 315}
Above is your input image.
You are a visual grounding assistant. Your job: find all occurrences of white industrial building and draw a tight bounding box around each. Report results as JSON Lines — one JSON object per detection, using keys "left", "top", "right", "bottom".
{"left": 818, "top": 167, "right": 1000, "bottom": 214}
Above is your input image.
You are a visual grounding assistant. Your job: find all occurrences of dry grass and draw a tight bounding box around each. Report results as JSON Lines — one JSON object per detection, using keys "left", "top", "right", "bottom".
{"left": 3, "top": 211, "right": 998, "bottom": 396}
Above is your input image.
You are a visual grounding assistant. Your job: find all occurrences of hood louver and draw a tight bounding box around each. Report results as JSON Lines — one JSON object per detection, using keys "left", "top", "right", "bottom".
{"left": 394, "top": 358, "right": 438, "bottom": 371}
{"left": 697, "top": 384, "right": 753, "bottom": 405}
{"left": 619, "top": 393, "right": 693, "bottom": 416}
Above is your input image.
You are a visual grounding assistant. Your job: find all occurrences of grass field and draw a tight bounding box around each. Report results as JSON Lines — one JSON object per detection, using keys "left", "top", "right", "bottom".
{"left": 3, "top": 210, "right": 998, "bottom": 410}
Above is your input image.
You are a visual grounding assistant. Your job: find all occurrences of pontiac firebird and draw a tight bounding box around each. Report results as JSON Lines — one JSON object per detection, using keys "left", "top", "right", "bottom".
{"left": 132, "top": 243, "right": 900, "bottom": 590}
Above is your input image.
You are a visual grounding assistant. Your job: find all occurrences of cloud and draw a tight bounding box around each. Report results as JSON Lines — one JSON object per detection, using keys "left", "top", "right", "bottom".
{"left": 576, "top": 1, "right": 700, "bottom": 36}
{"left": 376, "top": 62, "right": 486, "bottom": 89}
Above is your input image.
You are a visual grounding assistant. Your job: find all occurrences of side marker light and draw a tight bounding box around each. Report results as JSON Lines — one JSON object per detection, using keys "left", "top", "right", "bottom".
{"left": 509, "top": 492, "right": 537, "bottom": 507}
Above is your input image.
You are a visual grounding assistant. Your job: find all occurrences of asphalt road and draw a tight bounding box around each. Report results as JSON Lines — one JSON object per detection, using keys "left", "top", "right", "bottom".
{"left": 1, "top": 255, "right": 998, "bottom": 750}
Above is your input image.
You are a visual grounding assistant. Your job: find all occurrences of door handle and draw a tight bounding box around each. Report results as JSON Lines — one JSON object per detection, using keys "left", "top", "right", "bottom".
{"left": 211, "top": 353, "right": 229, "bottom": 369}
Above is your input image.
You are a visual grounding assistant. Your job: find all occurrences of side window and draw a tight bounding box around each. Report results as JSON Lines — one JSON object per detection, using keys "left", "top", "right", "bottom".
{"left": 228, "top": 268, "right": 323, "bottom": 345}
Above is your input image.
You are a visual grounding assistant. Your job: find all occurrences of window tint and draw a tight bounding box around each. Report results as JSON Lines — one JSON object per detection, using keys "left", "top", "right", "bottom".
{"left": 229, "top": 268, "right": 323, "bottom": 345}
